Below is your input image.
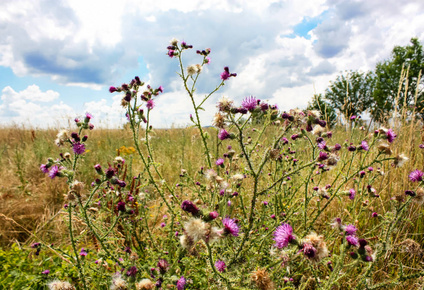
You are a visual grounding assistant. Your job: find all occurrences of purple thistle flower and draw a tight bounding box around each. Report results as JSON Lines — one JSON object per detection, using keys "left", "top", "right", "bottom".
{"left": 40, "top": 164, "right": 49, "bottom": 173}
{"left": 117, "top": 201, "right": 126, "bottom": 212}
{"left": 220, "top": 67, "right": 236, "bottom": 81}
{"left": 405, "top": 190, "right": 416, "bottom": 197}
{"left": 345, "top": 224, "right": 357, "bottom": 236}
{"left": 126, "top": 266, "right": 138, "bottom": 277}
{"left": 218, "top": 129, "right": 231, "bottom": 140}
{"left": 109, "top": 86, "right": 117, "bottom": 93}
{"left": 273, "top": 223, "right": 295, "bottom": 249}
{"left": 48, "top": 165, "right": 60, "bottom": 179}
{"left": 208, "top": 211, "right": 219, "bottom": 220}
{"left": 80, "top": 248, "right": 88, "bottom": 256}
{"left": 420, "top": 144, "right": 424, "bottom": 149}
{"left": 372, "top": 212, "right": 378, "bottom": 217}
{"left": 168, "top": 50, "right": 176, "bottom": 58}
{"left": 72, "top": 142, "right": 86, "bottom": 155}
{"left": 317, "top": 141, "right": 327, "bottom": 150}
{"left": 348, "top": 145, "right": 356, "bottom": 152}
{"left": 177, "top": 276, "right": 186, "bottom": 290}
{"left": 360, "top": 141, "right": 369, "bottom": 151}
{"left": 31, "top": 242, "right": 41, "bottom": 248}
{"left": 318, "top": 151, "right": 328, "bottom": 161}
{"left": 216, "top": 158, "right": 224, "bottom": 166}
{"left": 181, "top": 200, "right": 200, "bottom": 216}
{"left": 42, "top": 269, "right": 50, "bottom": 275}
{"left": 85, "top": 112, "right": 93, "bottom": 121}
{"left": 241, "top": 96, "right": 258, "bottom": 111}
{"left": 157, "top": 259, "right": 169, "bottom": 274}
{"left": 214, "top": 260, "right": 226, "bottom": 272}
{"left": 387, "top": 129, "right": 397, "bottom": 143}
{"left": 346, "top": 235, "right": 359, "bottom": 247}
{"left": 146, "top": 99, "right": 155, "bottom": 109}
{"left": 302, "top": 243, "right": 317, "bottom": 258}
{"left": 409, "top": 169, "right": 424, "bottom": 182}
{"left": 291, "top": 134, "right": 300, "bottom": 140}
{"left": 223, "top": 217, "right": 239, "bottom": 237}
{"left": 349, "top": 189, "right": 356, "bottom": 200}
{"left": 334, "top": 143, "right": 342, "bottom": 151}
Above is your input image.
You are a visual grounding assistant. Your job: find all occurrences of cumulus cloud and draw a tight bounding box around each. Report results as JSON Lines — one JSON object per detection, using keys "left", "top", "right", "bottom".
{"left": 0, "top": 85, "right": 75, "bottom": 127}
{"left": 0, "top": 0, "right": 423, "bottom": 128}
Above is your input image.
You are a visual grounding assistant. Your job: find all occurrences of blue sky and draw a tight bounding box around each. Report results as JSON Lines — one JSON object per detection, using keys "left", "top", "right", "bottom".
{"left": 0, "top": 0, "right": 423, "bottom": 128}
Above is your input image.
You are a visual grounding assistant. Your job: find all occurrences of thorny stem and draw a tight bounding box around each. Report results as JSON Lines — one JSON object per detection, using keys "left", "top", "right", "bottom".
{"left": 68, "top": 203, "right": 87, "bottom": 290}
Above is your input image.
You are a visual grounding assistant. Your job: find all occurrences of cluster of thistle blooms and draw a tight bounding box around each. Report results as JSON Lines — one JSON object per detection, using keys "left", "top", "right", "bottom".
{"left": 166, "top": 38, "right": 237, "bottom": 81}
{"left": 109, "top": 76, "right": 163, "bottom": 122}
{"left": 179, "top": 200, "right": 238, "bottom": 268}
{"left": 39, "top": 113, "right": 93, "bottom": 180}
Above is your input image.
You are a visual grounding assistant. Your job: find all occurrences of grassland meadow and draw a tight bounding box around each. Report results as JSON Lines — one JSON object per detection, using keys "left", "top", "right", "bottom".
{"left": 1, "top": 39, "right": 424, "bottom": 289}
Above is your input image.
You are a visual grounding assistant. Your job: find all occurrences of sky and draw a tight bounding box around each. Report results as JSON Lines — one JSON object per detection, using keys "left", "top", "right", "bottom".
{"left": 0, "top": 0, "right": 423, "bottom": 128}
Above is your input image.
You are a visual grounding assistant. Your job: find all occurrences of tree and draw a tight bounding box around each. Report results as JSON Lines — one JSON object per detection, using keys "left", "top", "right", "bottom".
{"left": 307, "top": 94, "right": 337, "bottom": 128}
{"left": 372, "top": 38, "right": 424, "bottom": 122}
{"left": 324, "top": 70, "right": 374, "bottom": 122}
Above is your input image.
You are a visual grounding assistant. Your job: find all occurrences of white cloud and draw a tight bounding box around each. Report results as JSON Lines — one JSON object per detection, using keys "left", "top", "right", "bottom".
{"left": 0, "top": 0, "right": 423, "bottom": 128}
{"left": 0, "top": 85, "right": 75, "bottom": 127}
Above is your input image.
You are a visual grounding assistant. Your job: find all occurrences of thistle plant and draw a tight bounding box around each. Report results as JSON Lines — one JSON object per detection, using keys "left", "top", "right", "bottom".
{"left": 34, "top": 38, "right": 424, "bottom": 289}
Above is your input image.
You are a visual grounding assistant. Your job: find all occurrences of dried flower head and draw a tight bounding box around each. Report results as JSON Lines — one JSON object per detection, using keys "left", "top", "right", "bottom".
{"left": 312, "top": 125, "right": 325, "bottom": 136}
{"left": 55, "top": 130, "right": 69, "bottom": 146}
{"left": 217, "top": 96, "right": 233, "bottom": 112}
{"left": 302, "top": 233, "right": 328, "bottom": 262}
{"left": 184, "top": 218, "right": 208, "bottom": 242}
{"left": 394, "top": 154, "right": 408, "bottom": 167}
{"left": 170, "top": 38, "right": 178, "bottom": 46}
{"left": 212, "top": 113, "right": 226, "bottom": 128}
{"left": 377, "top": 143, "right": 392, "bottom": 155}
{"left": 70, "top": 180, "right": 85, "bottom": 196}
{"left": 48, "top": 280, "right": 75, "bottom": 290}
{"left": 136, "top": 279, "right": 155, "bottom": 290}
{"left": 251, "top": 268, "right": 275, "bottom": 290}
{"left": 110, "top": 274, "right": 128, "bottom": 290}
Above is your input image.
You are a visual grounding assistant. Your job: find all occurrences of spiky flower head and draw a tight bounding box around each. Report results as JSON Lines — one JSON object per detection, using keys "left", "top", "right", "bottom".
{"left": 215, "top": 260, "right": 226, "bottom": 272}
{"left": 360, "top": 140, "right": 369, "bottom": 151}
{"left": 251, "top": 268, "right": 274, "bottom": 290}
{"left": 241, "top": 96, "right": 258, "bottom": 111}
{"left": 217, "top": 96, "right": 233, "bottom": 112}
{"left": 55, "top": 130, "right": 69, "bottom": 146}
{"left": 176, "top": 276, "right": 186, "bottom": 290}
{"left": 344, "top": 224, "right": 357, "bottom": 236}
{"left": 170, "top": 38, "right": 178, "bottom": 46}
{"left": 302, "top": 232, "right": 328, "bottom": 263}
{"left": 135, "top": 279, "right": 155, "bottom": 290}
{"left": 212, "top": 112, "right": 226, "bottom": 128}
{"left": 218, "top": 129, "right": 231, "bottom": 140}
{"left": 409, "top": 169, "right": 424, "bottom": 182}
{"left": 110, "top": 274, "right": 128, "bottom": 290}
{"left": 48, "top": 280, "right": 75, "bottom": 290}
{"left": 184, "top": 218, "right": 208, "bottom": 242}
{"left": 222, "top": 217, "right": 239, "bottom": 237}
{"left": 187, "top": 64, "right": 202, "bottom": 76}
{"left": 346, "top": 235, "right": 359, "bottom": 247}
{"left": 72, "top": 142, "right": 85, "bottom": 155}
{"left": 394, "top": 154, "right": 408, "bottom": 167}
{"left": 377, "top": 142, "right": 392, "bottom": 155}
{"left": 181, "top": 200, "right": 200, "bottom": 216}
{"left": 387, "top": 129, "right": 397, "bottom": 143}
{"left": 273, "top": 223, "right": 295, "bottom": 249}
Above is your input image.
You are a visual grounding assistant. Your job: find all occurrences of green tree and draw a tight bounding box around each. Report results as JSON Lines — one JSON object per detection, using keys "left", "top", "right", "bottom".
{"left": 324, "top": 70, "right": 374, "bottom": 122}
{"left": 372, "top": 37, "right": 424, "bottom": 122}
{"left": 307, "top": 94, "right": 337, "bottom": 128}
